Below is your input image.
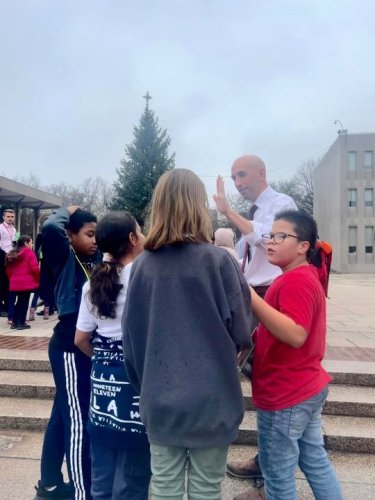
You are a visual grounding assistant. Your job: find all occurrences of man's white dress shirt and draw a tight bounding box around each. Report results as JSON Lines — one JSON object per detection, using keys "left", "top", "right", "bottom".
{"left": 0, "top": 222, "right": 16, "bottom": 253}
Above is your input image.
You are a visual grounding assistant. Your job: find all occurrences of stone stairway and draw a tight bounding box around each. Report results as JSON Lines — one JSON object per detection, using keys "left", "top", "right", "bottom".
{"left": 0, "top": 350, "right": 375, "bottom": 499}
{"left": 237, "top": 375, "right": 375, "bottom": 454}
{"left": 0, "top": 352, "right": 374, "bottom": 454}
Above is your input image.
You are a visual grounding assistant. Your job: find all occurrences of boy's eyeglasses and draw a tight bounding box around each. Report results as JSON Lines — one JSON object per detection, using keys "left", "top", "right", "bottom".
{"left": 262, "top": 232, "right": 302, "bottom": 244}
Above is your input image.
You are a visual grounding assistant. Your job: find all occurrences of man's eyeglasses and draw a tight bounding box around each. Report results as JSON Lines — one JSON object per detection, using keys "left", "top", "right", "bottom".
{"left": 261, "top": 232, "right": 302, "bottom": 244}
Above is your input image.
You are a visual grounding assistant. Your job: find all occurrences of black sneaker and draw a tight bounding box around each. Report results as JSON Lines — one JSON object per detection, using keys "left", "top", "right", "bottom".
{"left": 17, "top": 324, "right": 31, "bottom": 330}
{"left": 34, "top": 481, "right": 74, "bottom": 500}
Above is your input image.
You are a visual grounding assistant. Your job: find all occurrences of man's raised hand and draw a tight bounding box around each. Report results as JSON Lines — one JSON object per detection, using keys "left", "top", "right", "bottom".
{"left": 213, "top": 175, "right": 231, "bottom": 216}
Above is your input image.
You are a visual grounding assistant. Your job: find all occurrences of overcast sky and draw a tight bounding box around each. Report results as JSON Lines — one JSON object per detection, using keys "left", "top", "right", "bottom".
{"left": 1, "top": 0, "right": 375, "bottom": 201}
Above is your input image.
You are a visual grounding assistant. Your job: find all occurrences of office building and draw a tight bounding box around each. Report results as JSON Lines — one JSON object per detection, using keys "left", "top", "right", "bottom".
{"left": 314, "top": 132, "right": 375, "bottom": 273}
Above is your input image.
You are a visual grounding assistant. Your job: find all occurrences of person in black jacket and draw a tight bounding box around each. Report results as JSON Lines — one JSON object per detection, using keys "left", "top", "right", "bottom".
{"left": 34, "top": 206, "right": 99, "bottom": 500}
{"left": 28, "top": 227, "right": 56, "bottom": 321}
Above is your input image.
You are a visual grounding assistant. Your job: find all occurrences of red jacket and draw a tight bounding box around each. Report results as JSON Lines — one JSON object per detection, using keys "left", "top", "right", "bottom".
{"left": 6, "top": 246, "right": 40, "bottom": 292}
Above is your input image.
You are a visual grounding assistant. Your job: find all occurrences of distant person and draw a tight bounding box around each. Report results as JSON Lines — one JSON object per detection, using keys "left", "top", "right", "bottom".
{"left": 29, "top": 223, "right": 56, "bottom": 321}
{"left": 214, "top": 228, "right": 240, "bottom": 261}
{"left": 0, "top": 247, "right": 7, "bottom": 317}
{"left": 0, "top": 208, "right": 17, "bottom": 253}
{"left": 0, "top": 208, "right": 17, "bottom": 319}
{"left": 122, "top": 169, "right": 253, "bottom": 500}
{"left": 34, "top": 206, "right": 99, "bottom": 500}
{"left": 5, "top": 235, "right": 39, "bottom": 330}
{"left": 234, "top": 210, "right": 342, "bottom": 500}
{"left": 75, "top": 211, "right": 151, "bottom": 500}
{"left": 214, "top": 154, "right": 297, "bottom": 482}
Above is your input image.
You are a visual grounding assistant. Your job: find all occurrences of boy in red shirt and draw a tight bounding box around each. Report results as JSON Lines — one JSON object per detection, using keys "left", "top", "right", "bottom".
{"left": 234, "top": 210, "right": 342, "bottom": 500}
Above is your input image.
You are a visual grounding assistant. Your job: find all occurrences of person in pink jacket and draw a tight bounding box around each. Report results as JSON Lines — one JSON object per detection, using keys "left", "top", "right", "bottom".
{"left": 6, "top": 235, "right": 40, "bottom": 330}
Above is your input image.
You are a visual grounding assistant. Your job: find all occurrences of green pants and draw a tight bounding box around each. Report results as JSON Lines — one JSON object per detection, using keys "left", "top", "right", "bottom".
{"left": 150, "top": 444, "right": 229, "bottom": 500}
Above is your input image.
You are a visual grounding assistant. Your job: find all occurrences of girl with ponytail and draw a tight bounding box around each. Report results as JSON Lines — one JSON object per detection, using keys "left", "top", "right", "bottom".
{"left": 75, "top": 211, "right": 150, "bottom": 500}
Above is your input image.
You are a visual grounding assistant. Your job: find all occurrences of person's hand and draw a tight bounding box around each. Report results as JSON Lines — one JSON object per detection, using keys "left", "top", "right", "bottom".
{"left": 66, "top": 205, "right": 81, "bottom": 215}
{"left": 213, "top": 176, "right": 231, "bottom": 216}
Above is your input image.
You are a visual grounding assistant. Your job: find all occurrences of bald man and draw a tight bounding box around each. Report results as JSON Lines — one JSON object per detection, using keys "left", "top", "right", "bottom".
{"left": 214, "top": 155, "right": 297, "bottom": 499}
{"left": 214, "top": 155, "right": 297, "bottom": 293}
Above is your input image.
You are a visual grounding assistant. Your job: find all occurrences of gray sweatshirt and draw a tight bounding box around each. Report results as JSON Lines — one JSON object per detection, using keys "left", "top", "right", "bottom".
{"left": 122, "top": 242, "right": 253, "bottom": 448}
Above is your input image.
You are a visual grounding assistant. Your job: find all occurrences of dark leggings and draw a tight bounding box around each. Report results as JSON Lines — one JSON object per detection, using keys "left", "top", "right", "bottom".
{"left": 12, "top": 290, "right": 31, "bottom": 326}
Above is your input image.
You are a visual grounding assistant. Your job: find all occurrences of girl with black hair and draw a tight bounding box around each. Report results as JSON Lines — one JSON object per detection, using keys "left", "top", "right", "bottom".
{"left": 75, "top": 211, "right": 150, "bottom": 500}
{"left": 6, "top": 235, "right": 39, "bottom": 330}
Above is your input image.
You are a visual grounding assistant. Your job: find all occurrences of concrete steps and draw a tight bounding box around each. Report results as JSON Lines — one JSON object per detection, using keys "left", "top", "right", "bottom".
{"left": 0, "top": 397, "right": 52, "bottom": 431}
{"left": 0, "top": 395, "right": 374, "bottom": 454}
{"left": 0, "top": 352, "right": 374, "bottom": 455}
{"left": 241, "top": 381, "right": 375, "bottom": 417}
{"left": 0, "top": 370, "right": 54, "bottom": 398}
{"left": 0, "top": 350, "right": 50, "bottom": 372}
{"left": 235, "top": 411, "right": 375, "bottom": 453}
{"left": 1, "top": 352, "right": 374, "bottom": 383}
{"left": 2, "top": 370, "right": 374, "bottom": 417}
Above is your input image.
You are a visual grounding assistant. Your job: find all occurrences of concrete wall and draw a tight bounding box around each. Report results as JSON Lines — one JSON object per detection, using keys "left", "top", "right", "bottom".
{"left": 314, "top": 137, "right": 342, "bottom": 271}
{"left": 314, "top": 133, "right": 375, "bottom": 273}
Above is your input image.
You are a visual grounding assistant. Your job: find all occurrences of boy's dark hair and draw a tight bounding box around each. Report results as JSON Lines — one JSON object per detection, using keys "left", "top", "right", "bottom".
{"left": 275, "top": 209, "right": 333, "bottom": 296}
{"left": 89, "top": 211, "right": 138, "bottom": 319}
{"left": 274, "top": 209, "right": 318, "bottom": 259}
{"left": 6, "top": 235, "right": 31, "bottom": 263}
{"left": 67, "top": 209, "right": 97, "bottom": 234}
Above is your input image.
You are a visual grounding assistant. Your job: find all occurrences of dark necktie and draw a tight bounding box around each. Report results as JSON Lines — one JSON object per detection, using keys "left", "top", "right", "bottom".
{"left": 240, "top": 204, "right": 258, "bottom": 273}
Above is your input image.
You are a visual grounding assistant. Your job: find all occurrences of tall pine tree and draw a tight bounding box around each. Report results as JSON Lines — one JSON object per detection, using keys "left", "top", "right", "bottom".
{"left": 111, "top": 93, "right": 175, "bottom": 225}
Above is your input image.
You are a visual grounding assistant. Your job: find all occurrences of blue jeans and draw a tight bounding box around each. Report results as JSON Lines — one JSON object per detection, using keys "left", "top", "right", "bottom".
{"left": 257, "top": 386, "right": 342, "bottom": 500}
{"left": 90, "top": 441, "right": 151, "bottom": 500}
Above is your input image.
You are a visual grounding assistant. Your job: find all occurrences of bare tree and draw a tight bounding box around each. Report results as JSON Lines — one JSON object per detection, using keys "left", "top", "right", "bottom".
{"left": 46, "top": 181, "right": 85, "bottom": 207}
{"left": 297, "top": 160, "right": 315, "bottom": 213}
{"left": 80, "top": 177, "right": 114, "bottom": 217}
{"left": 45, "top": 177, "right": 113, "bottom": 216}
{"left": 12, "top": 172, "right": 42, "bottom": 189}
{"left": 8, "top": 174, "right": 114, "bottom": 235}
{"left": 270, "top": 158, "right": 317, "bottom": 214}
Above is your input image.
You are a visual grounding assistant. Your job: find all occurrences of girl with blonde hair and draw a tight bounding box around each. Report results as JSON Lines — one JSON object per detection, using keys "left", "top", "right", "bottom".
{"left": 122, "top": 168, "right": 253, "bottom": 500}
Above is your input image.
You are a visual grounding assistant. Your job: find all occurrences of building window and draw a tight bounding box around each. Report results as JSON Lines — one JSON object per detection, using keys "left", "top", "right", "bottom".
{"left": 364, "top": 151, "right": 373, "bottom": 168}
{"left": 365, "top": 188, "right": 374, "bottom": 207}
{"left": 348, "top": 189, "right": 357, "bottom": 207}
{"left": 348, "top": 226, "right": 357, "bottom": 254}
{"left": 348, "top": 151, "right": 357, "bottom": 171}
{"left": 365, "top": 226, "right": 374, "bottom": 254}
